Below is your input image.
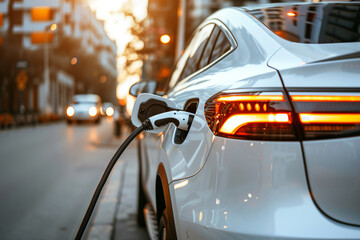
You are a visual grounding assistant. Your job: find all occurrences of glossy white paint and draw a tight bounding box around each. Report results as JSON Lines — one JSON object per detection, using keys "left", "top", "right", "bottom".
{"left": 142, "top": 8, "right": 285, "bottom": 211}
{"left": 303, "top": 136, "right": 360, "bottom": 226}
{"left": 137, "top": 4, "right": 360, "bottom": 239}
{"left": 171, "top": 138, "right": 360, "bottom": 239}
{"left": 271, "top": 58, "right": 360, "bottom": 88}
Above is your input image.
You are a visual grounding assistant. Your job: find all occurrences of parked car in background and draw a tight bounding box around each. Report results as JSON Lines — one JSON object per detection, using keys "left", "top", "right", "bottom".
{"left": 134, "top": 2, "right": 360, "bottom": 240}
{"left": 66, "top": 94, "right": 102, "bottom": 124}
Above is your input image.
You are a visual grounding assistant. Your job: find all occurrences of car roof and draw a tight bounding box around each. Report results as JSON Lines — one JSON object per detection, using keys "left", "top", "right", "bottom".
{"left": 73, "top": 94, "right": 101, "bottom": 102}
{"left": 202, "top": 3, "right": 360, "bottom": 69}
{"left": 236, "top": 1, "right": 350, "bottom": 11}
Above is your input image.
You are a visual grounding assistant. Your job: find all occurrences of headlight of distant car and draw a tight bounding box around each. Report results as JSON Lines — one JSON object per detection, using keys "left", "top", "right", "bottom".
{"left": 105, "top": 107, "right": 114, "bottom": 117}
{"left": 88, "top": 107, "right": 98, "bottom": 117}
{"left": 66, "top": 106, "right": 75, "bottom": 117}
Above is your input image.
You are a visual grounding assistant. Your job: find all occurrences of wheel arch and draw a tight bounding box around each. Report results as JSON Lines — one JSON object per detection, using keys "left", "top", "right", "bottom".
{"left": 156, "top": 163, "right": 178, "bottom": 239}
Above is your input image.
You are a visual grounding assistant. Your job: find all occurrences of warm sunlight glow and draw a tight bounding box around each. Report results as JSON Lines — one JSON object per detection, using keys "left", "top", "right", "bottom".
{"left": 88, "top": 0, "right": 147, "bottom": 55}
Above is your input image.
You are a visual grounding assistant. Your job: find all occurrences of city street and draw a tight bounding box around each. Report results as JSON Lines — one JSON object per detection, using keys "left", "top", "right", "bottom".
{"left": 0, "top": 119, "right": 131, "bottom": 240}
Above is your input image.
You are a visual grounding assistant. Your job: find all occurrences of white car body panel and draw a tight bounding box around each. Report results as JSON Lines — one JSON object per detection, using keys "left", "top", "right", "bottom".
{"left": 303, "top": 136, "right": 360, "bottom": 225}
{"left": 138, "top": 3, "right": 360, "bottom": 239}
{"left": 142, "top": 8, "right": 286, "bottom": 212}
{"left": 171, "top": 138, "right": 360, "bottom": 239}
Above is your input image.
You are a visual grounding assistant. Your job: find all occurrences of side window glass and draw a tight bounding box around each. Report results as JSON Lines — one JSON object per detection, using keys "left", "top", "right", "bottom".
{"left": 208, "top": 29, "right": 231, "bottom": 65}
{"left": 168, "top": 49, "right": 190, "bottom": 89}
{"left": 198, "top": 26, "right": 220, "bottom": 70}
{"left": 179, "top": 24, "right": 214, "bottom": 80}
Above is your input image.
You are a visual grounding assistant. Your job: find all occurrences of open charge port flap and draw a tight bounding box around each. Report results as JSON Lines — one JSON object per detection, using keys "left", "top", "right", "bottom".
{"left": 174, "top": 99, "right": 199, "bottom": 144}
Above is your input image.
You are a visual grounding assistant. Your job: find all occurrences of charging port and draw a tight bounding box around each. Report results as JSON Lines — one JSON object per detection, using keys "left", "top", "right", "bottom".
{"left": 174, "top": 98, "right": 199, "bottom": 144}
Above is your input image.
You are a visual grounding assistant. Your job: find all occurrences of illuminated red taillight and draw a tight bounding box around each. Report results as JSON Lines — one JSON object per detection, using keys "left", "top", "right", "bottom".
{"left": 290, "top": 92, "right": 360, "bottom": 139}
{"left": 205, "top": 91, "right": 296, "bottom": 140}
{"left": 205, "top": 90, "right": 360, "bottom": 141}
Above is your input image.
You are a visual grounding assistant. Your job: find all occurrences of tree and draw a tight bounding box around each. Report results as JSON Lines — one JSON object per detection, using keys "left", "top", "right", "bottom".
{"left": 117, "top": 0, "right": 144, "bottom": 77}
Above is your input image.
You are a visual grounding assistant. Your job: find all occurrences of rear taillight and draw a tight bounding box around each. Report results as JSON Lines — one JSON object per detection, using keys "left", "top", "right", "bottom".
{"left": 205, "top": 90, "right": 360, "bottom": 141}
{"left": 205, "top": 91, "right": 296, "bottom": 140}
{"left": 290, "top": 92, "right": 360, "bottom": 139}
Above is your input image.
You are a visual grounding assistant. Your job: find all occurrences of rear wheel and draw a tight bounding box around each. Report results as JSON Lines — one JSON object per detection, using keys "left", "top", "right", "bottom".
{"left": 136, "top": 138, "right": 146, "bottom": 227}
{"left": 137, "top": 170, "right": 146, "bottom": 227}
{"left": 158, "top": 208, "right": 172, "bottom": 240}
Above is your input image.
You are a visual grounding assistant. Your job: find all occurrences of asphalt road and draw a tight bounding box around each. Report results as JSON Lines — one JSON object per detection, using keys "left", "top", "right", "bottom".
{"left": 0, "top": 119, "right": 119, "bottom": 240}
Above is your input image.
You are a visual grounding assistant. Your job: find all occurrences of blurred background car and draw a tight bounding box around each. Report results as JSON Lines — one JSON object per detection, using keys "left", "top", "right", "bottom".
{"left": 66, "top": 94, "right": 102, "bottom": 124}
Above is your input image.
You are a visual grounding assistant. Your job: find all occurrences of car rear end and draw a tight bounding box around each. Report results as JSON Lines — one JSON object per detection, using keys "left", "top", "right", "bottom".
{"left": 172, "top": 3, "right": 360, "bottom": 239}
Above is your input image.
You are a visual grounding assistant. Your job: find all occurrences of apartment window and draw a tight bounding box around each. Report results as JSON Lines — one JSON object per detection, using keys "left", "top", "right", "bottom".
{"left": 31, "top": 7, "right": 54, "bottom": 22}
{"left": 31, "top": 32, "right": 53, "bottom": 44}
{"left": 0, "top": 13, "right": 3, "bottom": 28}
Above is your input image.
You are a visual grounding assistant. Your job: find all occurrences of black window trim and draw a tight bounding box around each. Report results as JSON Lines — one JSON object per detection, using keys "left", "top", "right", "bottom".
{"left": 168, "top": 18, "right": 238, "bottom": 92}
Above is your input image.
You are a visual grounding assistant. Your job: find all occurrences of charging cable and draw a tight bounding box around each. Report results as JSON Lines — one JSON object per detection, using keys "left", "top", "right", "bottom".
{"left": 75, "top": 111, "right": 193, "bottom": 240}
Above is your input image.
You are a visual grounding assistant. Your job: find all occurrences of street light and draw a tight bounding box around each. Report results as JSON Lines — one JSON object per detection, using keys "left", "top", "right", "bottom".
{"left": 160, "top": 34, "right": 171, "bottom": 44}
{"left": 44, "top": 23, "right": 57, "bottom": 115}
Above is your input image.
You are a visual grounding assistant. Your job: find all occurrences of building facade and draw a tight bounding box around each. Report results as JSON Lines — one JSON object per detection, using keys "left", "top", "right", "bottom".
{"left": 0, "top": 0, "right": 117, "bottom": 123}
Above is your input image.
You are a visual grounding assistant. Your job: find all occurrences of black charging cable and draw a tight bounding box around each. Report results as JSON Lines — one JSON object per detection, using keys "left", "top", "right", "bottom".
{"left": 75, "top": 111, "right": 192, "bottom": 240}
{"left": 75, "top": 124, "right": 146, "bottom": 240}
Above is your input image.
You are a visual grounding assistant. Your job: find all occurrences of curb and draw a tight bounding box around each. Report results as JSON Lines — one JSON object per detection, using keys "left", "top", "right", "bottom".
{"left": 86, "top": 160, "right": 127, "bottom": 240}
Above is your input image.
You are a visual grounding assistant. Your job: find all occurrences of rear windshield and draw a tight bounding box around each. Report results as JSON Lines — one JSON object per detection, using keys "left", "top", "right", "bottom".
{"left": 248, "top": 3, "right": 360, "bottom": 43}
{"left": 72, "top": 95, "right": 100, "bottom": 104}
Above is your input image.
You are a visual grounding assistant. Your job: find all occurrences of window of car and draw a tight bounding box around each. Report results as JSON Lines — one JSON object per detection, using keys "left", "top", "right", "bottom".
{"left": 208, "top": 29, "right": 232, "bottom": 65}
{"left": 178, "top": 24, "right": 215, "bottom": 80}
{"left": 248, "top": 3, "right": 360, "bottom": 43}
{"left": 198, "top": 26, "right": 220, "bottom": 70}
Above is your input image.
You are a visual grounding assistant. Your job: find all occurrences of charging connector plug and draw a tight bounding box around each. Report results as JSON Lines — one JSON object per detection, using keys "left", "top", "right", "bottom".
{"left": 142, "top": 111, "right": 192, "bottom": 131}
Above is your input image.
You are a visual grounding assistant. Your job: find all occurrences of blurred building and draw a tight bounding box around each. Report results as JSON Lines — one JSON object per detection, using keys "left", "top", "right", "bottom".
{"left": 0, "top": 0, "right": 117, "bottom": 122}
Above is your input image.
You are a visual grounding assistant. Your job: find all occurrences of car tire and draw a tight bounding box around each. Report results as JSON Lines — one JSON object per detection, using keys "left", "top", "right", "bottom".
{"left": 137, "top": 170, "right": 146, "bottom": 227}
{"left": 158, "top": 208, "right": 172, "bottom": 240}
{"left": 136, "top": 139, "right": 146, "bottom": 227}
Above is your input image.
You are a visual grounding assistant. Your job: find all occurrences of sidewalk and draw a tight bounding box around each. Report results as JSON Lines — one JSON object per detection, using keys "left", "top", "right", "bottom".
{"left": 86, "top": 130, "right": 149, "bottom": 240}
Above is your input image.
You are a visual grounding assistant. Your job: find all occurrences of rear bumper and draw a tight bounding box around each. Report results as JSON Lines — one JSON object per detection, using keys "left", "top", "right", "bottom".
{"left": 170, "top": 137, "right": 360, "bottom": 239}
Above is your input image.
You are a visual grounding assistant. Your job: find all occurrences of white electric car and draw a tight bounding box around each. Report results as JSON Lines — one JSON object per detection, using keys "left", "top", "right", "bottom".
{"left": 66, "top": 94, "right": 102, "bottom": 124}
{"left": 133, "top": 2, "right": 360, "bottom": 239}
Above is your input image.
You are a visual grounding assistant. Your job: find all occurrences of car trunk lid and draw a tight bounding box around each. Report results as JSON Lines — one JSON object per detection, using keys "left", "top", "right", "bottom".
{"left": 271, "top": 49, "right": 360, "bottom": 226}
